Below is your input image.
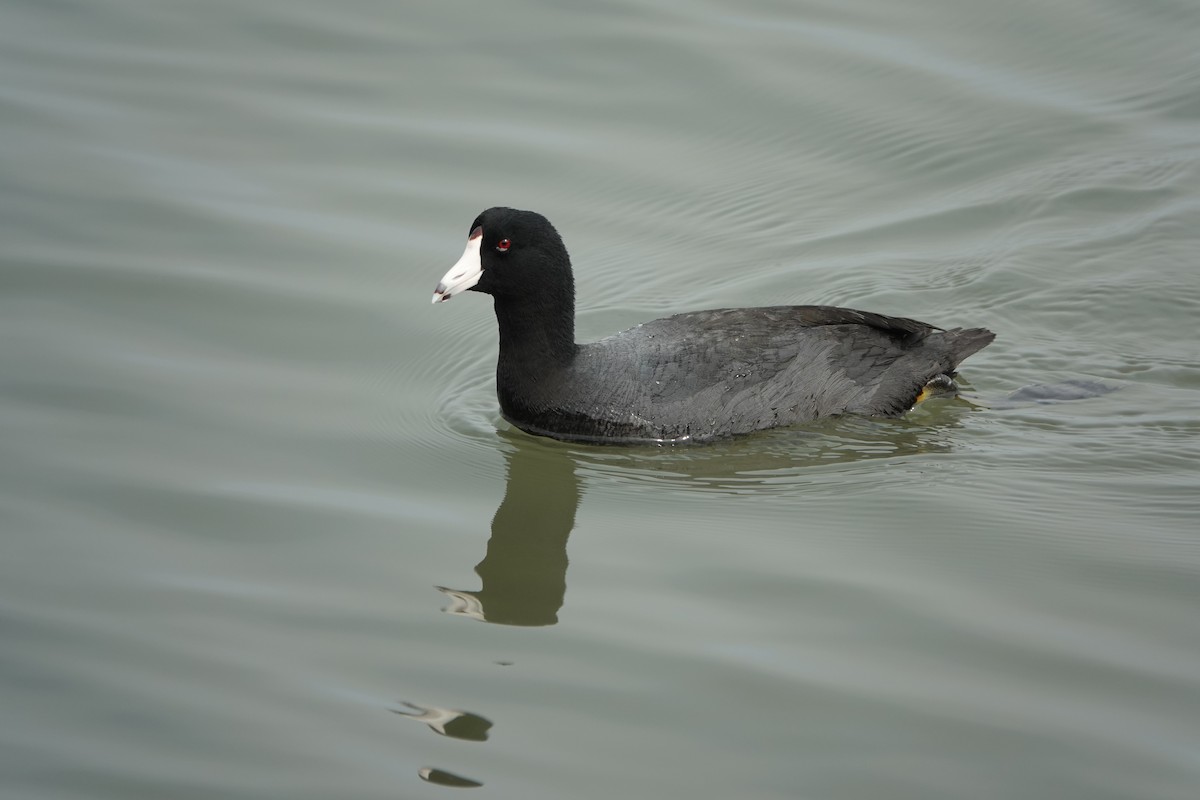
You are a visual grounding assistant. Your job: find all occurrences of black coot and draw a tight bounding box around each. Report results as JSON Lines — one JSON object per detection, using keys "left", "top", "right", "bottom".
{"left": 433, "top": 207, "right": 995, "bottom": 444}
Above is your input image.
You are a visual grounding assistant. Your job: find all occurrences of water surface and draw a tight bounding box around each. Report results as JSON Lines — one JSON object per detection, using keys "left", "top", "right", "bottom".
{"left": 3, "top": 1, "right": 1199, "bottom": 798}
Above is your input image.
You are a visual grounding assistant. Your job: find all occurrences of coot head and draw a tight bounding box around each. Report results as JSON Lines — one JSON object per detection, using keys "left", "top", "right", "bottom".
{"left": 432, "top": 207, "right": 573, "bottom": 305}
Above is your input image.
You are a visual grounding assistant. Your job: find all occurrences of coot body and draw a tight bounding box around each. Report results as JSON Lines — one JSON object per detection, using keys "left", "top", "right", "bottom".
{"left": 433, "top": 207, "right": 994, "bottom": 444}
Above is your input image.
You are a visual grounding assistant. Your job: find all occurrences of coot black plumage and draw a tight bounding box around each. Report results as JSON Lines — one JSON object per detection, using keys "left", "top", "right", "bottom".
{"left": 433, "top": 207, "right": 994, "bottom": 444}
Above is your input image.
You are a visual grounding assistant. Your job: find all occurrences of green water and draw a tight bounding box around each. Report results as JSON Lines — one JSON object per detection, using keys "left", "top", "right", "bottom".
{"left": 3, "top": 1, "right": 1199, "bottom": 798}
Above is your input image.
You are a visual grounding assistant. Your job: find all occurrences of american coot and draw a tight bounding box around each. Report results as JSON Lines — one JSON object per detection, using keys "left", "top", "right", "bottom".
{"left": 433, "top": 207, "right": 995, "bottom": 444}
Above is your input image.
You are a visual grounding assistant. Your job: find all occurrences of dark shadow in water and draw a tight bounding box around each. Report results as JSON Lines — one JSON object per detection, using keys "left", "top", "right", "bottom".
{"left": 391, "top": 701, "right": 493, "bottom": 742}
{"left": 560, "top": 403, "right": 976, "bottom": 493}
{"left": 392, "top": 703, "right": 492, "bottom": 788}
{"left": 415, "top": 402, "right": 979, "bottom": 789}
{"left": 418, "top": 767, "right": 483, "bottom": 788}
{"left": 436, "top": 401, "right": 981, "bottom": 627}
{"left": 437, "top": 435, "right": 579, "bottom": 626}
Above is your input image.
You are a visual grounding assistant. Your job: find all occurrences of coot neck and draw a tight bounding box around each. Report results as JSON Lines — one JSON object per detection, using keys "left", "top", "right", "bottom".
{"left": 493, "top": 292, "right": 578, "bottom": 374}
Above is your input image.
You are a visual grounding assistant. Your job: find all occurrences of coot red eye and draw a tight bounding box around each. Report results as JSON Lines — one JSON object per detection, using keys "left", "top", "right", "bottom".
{"left": 496, "top": 239, "right": 511, "bottom": 252}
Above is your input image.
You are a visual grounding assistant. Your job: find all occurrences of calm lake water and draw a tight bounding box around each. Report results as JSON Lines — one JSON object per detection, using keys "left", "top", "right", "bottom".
{"left": 3, "top": 1, "right": 1199, "bottom": 798}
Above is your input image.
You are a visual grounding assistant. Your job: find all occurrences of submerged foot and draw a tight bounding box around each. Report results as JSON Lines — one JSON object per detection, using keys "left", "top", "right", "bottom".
{"left": 913, "top": 374, "right": 959, "bottom": 407}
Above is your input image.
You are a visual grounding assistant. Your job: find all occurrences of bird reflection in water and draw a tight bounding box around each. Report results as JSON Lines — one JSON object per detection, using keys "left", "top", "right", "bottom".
{"left": 391, "top": 701, "right": 493, "bottom": 742}
{"left": 437, "top": 436, "right": 579, "bottom": 626}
